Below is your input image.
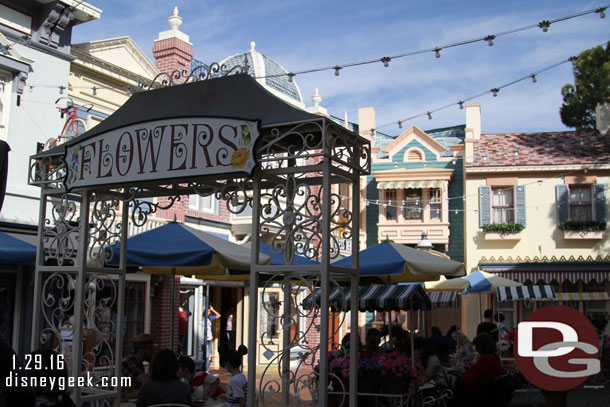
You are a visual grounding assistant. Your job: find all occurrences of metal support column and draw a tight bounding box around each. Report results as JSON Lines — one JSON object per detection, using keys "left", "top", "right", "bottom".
{"left": 31, "top": 191, "right": 48, "bottom": 351}
{"left": 282, "top": 280, "right": 292, "bottom": 406}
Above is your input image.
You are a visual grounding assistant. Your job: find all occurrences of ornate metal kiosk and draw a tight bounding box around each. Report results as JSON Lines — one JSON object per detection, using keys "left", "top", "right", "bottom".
{"left": 28, "top": 65, "right": 370, "bottom": 406}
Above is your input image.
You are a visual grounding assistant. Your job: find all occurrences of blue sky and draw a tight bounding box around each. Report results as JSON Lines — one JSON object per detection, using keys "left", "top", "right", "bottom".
{"left": 73, "top": 0, "right": 609, "bottom": 135}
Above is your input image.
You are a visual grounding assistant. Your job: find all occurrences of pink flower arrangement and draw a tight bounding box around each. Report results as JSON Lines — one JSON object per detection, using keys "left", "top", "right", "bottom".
{"left": 377, "top": 351, "right": 424, "bottom": 388}
{"left": 329, "top": 355, "right": 351, "bottom": 379}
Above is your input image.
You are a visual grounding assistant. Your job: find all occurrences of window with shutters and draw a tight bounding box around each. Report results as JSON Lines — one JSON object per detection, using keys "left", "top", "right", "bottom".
{"left": 556, "top": 183, "right": 606, "bottom": 228}
{"left": 479, "top": 185, "right": 526, "bottom": 228}
{"left": 492, "top": 188, "right": 514, "bottom": 224}
{"left": 569, "top": 185, "right": 592, "bottom": 222}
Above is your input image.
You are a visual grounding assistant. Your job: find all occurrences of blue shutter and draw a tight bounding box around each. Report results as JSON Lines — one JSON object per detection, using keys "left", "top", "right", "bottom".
{"left": 593, "top": 183, "right": 607, "bottom": 222}
{"left": 514, "top": 185, "right": 526, "bottom": 226}
{"left": 555, "top": 184, "right": 570, "bottom": 226}
{"left": 479, "top": 186, "right": 492, "bottom": 227}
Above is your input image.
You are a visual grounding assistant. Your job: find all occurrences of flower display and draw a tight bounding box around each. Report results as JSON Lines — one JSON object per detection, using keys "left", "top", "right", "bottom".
{"left": 378, "top": 351, "right": 424, "bottom": 389}
{"left": 329, "top": 355, "right": 351, "bottom": 379}
{"left": 231, "top": 147, "right": 251, "bottom": 169}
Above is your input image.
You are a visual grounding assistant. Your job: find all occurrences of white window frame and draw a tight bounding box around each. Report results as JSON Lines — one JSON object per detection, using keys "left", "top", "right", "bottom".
{"left": 188, "top": 194, "right": 217, "bottom": 214}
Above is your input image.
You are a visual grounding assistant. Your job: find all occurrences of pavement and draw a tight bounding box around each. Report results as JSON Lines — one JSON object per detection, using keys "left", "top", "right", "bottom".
{"left": 209, "top": 368, "right": 610, "bottom": 406}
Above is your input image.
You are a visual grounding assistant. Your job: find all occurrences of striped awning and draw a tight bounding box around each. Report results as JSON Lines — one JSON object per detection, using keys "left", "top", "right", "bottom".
{"left": 428, "top": 291, "right": 458, "bottom": 308}
{"left": 496, "top": 285, "right": 557, "bottom": 302}
{"left": 485, "top": 270, "right": 609, "bottom": 284}
{"left": 376, "top": 180, "right": 447, "bottom": 190}
{"left": 301, "top": 284, "right": 431, "bottom": 312}
{"left": 555, "top": 292, "right": 610, "bottom": 301}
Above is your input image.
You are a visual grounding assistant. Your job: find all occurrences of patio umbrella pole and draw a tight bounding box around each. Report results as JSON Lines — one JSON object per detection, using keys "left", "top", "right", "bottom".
{"left": 171, "top": 267, "right": 176, "bottom": 351}
{"left": 410, "top": 299, "right": 415, "bottom": 369}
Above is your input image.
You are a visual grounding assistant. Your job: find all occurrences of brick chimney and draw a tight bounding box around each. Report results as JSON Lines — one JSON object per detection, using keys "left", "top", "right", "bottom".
{"left": 152, "top": 7, "right": 193, "bottom": 75}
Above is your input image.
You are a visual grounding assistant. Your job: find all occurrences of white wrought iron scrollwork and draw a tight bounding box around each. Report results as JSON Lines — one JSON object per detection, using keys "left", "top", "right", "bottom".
{"left": 29, "top": 156, "right": 67, "bottom": 188}
{"left": 82, "top": 274, "right": 117, "bottom": 371}
{"left": 257, "top": 274, "right": 346, "bottom": 407}
{"left": 257, "top": 122, "right": 324, "bottom": 168}
{"left": 40, "top": 272, "right": 77, "bottom": 355}
{"left": 130, "top": 195, "right": 181, "bottom": 227}
{"left": 44, "top": 195, "right": 79, "bottom": 266}
{"left": 326, "top": 123, "right": 372, "bottom": 175}
{"left": 136, "top": 57, "right": 249, "bottom": 92}
{"left": 89, "top": 194, "right": 122, "bottom": 267}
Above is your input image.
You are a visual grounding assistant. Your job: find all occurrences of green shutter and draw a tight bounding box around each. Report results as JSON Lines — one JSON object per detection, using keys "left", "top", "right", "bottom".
{"left": 593, "top": 184, "right": 607, "bottom": 222}
{"left": 556, "top": 184, "right": 570, "bottom": 226}
{"left": 514, "top": 185, "right": 526, "bottom": 226}
{"left": 479, "top": 186, "right": 492, "bottom": 227}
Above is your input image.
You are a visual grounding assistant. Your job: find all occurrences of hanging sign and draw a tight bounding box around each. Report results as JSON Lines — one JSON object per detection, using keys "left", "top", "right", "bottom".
{"left": 63, "top": 117, "right": 260, "bottom": 191}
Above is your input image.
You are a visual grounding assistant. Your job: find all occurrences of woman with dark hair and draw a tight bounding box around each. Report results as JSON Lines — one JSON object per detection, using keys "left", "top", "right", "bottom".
{"left": 137, "top": 349, "right": 192, "bottom": 407}
{"left": 450, "top": 333, "right": 502, "bottom": 406}
{"left": 413, "top": 336, "right": 448, "bottom": 388}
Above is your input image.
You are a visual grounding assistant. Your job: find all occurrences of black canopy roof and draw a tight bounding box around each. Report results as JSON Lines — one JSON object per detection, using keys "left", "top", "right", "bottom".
{"left": 35, "top": 73, "right": 327, "bottom": 158}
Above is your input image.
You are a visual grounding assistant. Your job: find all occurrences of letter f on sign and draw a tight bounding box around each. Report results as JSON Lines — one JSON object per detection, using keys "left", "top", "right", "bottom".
{"left": 517, "top": 322, "right": 578, "bottom": 357}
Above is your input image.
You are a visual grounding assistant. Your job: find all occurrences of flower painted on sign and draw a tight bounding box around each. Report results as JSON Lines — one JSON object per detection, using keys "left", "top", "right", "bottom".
{"left": 231, "top": 147, "right": 251, "bottom": 169}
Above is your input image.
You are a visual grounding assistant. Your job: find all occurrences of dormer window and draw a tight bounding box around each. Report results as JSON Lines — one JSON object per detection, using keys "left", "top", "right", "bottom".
{"left": 407, "top": 149, "right": 423, "bottom": 162}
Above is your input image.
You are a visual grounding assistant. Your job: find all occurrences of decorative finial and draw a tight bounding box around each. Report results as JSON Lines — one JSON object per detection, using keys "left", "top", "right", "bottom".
{"left": 168, "top": 6, "right": 182, "bottom": 31}
{"left": 312, "top": 88, "right": 322, "bottom": 106}
{"left": 250, "top": 41, "right": 256, "bottom": 52}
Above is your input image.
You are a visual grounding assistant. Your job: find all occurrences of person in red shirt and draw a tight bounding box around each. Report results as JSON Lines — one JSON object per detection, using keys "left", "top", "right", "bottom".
{"left": 177, "top": 356, "right": 225, "bottom": 402}
{"left": 450, "top": 332, "right": 502, "bottom": 406}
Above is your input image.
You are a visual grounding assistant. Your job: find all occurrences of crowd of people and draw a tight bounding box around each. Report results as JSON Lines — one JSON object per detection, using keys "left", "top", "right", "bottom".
{"left": 328, "top": 315, "right": 508, "bottom": 407}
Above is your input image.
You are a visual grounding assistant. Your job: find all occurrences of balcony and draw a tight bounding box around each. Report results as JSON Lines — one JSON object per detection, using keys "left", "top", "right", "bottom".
{"left": 378, "top": 223, "right": 449, "bottom": 246}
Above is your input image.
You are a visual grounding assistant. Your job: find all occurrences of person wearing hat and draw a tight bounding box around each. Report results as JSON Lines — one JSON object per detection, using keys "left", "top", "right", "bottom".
{"left": 122, "top": 334, "right": 154, "bottom": 392}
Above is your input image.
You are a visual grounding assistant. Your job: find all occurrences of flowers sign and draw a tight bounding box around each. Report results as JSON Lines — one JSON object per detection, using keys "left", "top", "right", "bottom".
{"left": 64, "top": 118, "right": 260, "bottom": 191}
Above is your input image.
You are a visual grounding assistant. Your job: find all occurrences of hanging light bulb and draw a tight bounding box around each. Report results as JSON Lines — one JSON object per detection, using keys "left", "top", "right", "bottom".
{"left": 584, "top": 168, "right": 588, "bottom": 174}
{"left": 537, "top": 180, "right": 543, "bottom": 186}
{"left": 287, "top": 73, "right": 295, "bottom": 83}
{"left": 381, "top": 57, "right": 391, "bottom": 68}
{"left": 126, "top": 86, "right": 132, "bottom": 96}
{"left": 484, "top": 35, "right": 495, "bottom": 46}
{"left": 569, "top": 56, "right": 578, "bottom": 68}
{"left": 370, "top": 128, "right": 375, "bottom": 138}
{"left": 427, "top": 112, "right": 432, "bottom": 120}
{"left": 398, "top": 120, "right": 403, "bottom": 129}
{"left": 434, "top": 48, "right": 441, "bottom": 58}
{"left": 333, "top": 66, "right": 342, "bottom": 76}
{"left": 491, "top": 88, "right": 499, "bottom": 97}
{"left": 596, "top": 7, "right": 606, "bottom": 18}
{"left": 538, "top": 20, "right": 550, "bottom": 32}
{"left": 455, "top": 209, "right": 458, "bottom": 215}
{"left": 530, "top": 74, "right": 537, "bottom": 83}
{"left": 462, "top": 196, "right": 466, "bottom": 202}
{"left": 92, "top": 86, "right": 97, "bottom": 96}
{"left": 458, "top": 101, "right": 464, "bottom": 110}
{"left": 59, "top": 86, "right": 65, "bottom": 95}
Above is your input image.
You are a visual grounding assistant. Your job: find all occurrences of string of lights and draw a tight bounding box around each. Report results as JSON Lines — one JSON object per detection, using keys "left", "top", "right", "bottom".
{"left": 261, "top": 5, "right": 608, "bottom": 82}
{"left": 333, "top": 160, "right": 610, "bottom": 211}
{"left": 17, "top": 5, "right": 608, "bottom": 103}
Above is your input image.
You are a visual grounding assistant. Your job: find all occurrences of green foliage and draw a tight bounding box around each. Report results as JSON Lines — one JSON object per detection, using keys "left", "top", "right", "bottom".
{"left": 482, "top": 223, "right": 525, "bottom": 233}
{"left": 559, "top": 220, "right": 606, "bottom": 231}
{"left": 560, "top": 43, "right": 610, "bottom": 130}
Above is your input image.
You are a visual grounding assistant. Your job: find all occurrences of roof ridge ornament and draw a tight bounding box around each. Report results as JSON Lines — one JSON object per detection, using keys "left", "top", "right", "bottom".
{"left": 136, "top": 55, "right": 250, "bottom": 92}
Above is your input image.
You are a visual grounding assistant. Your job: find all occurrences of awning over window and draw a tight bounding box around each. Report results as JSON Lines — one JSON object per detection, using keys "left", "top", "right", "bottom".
{"left": 428, "top": 291, "right": 458, "bottom": 308}
{"left": 377, "top": 180, "right": 447, "bottom": 190}
{"left": 555, "top": 292, "right": 610, "bottom": 301}
{"left": 301, "top": 284, "right": 431, "bottom": 312}
{"left": 482, "top": 266, "right": 610, "bottom": 285}
{"left": 496, "top": 285, "right": 557, "bottom": 302}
